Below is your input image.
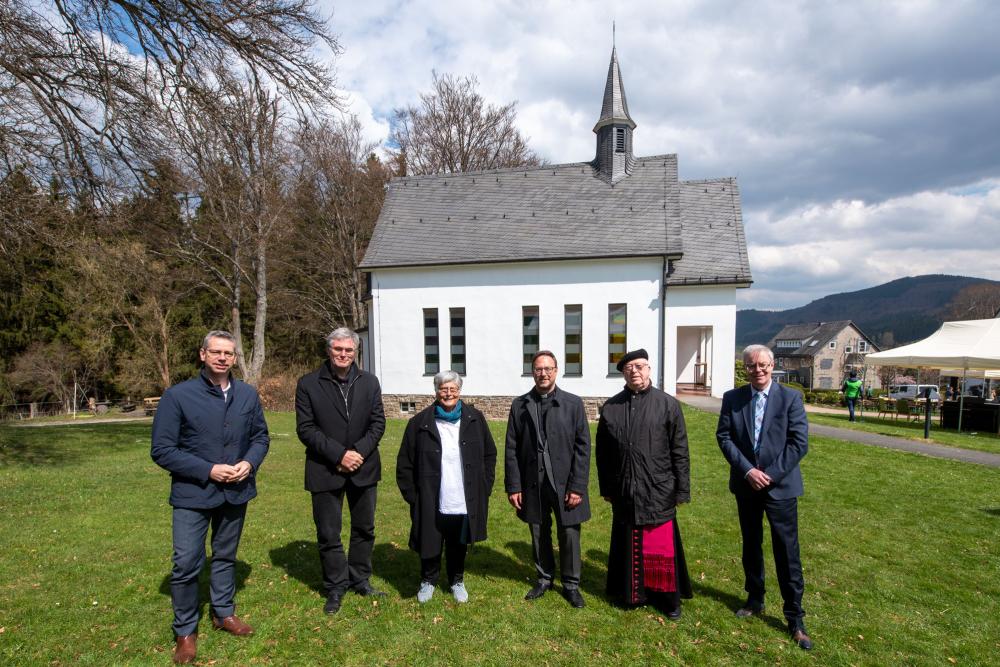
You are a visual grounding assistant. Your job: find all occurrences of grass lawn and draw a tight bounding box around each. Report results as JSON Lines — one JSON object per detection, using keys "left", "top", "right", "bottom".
{"left": 807, "top": 411, "right": 1000, "bottom": 456}
{"left": 1, "top": 408, "right": 998, "bottom": 666}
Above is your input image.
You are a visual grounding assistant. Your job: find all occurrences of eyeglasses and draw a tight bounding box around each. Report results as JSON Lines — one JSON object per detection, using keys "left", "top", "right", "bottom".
{"left": 204, "top": 349, "right": 236, "bottom": 358}
{"left": 745, "top": 363, "right": 773, "bottom": 371}
{"left": 532, "top": 366, "right": 557, "bottom": 375}
{"left": 437, "top": 387, "right": 460, "bottom": 395}
{"left": 622, "top": 363, "right": 649, "bottom": 373}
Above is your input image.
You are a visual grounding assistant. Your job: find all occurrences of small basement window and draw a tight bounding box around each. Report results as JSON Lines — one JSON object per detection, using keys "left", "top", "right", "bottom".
{"left": 399, "top": 401, "right": 417, "bottom": 414}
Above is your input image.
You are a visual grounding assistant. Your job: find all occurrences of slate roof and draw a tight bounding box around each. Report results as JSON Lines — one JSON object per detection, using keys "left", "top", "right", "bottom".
{"left": 594, "top": 47, "right": 635, "bottom": 132}
{"left": 768, "top": 320, "right": 878, "bottom": 356}
{"left": 359, "top": 155, "right": 753, "bottom": 287}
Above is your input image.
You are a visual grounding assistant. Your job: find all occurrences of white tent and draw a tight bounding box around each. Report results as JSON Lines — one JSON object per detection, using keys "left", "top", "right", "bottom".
{"left": 866, "top": 318, "right": 1000, "bottom": 431}
{"left": 865, "top": 318, "right": 1000, "bottom": 370}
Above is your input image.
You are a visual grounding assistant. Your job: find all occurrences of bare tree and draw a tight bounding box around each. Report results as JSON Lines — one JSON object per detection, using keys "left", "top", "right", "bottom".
{"left": 71, "top": 236, "right": 195, "bottom": 392}
{"left": 0, "top": 0, "right": 340, "bottom": 197}
{"left": 164, "top": 71, "right": 294, "bottom": 386}
{"left": 391, "top": 72, "right": 541, "bottom": 175}
{"left": 286, "top": 116, "right": 392, "bottom": 332}
{"left": 946, "top": 282, "right": 1000, "bottom": 321}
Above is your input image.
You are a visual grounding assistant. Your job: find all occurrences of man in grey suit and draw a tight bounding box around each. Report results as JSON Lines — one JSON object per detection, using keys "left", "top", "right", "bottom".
{"left": 505, "top": 350, "right": 591, "bottom": 608}
{"left": 716, "top": 344, "right": 813, "bottom": 651}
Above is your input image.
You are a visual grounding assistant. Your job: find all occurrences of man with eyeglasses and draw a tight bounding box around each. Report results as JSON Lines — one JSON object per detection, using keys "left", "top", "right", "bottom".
{"left": 151, "top": 330, "right": 270, "bottom": 664}
{"left": 505, "top": 350, "right": 591, "bottom": 607}
{"left": 295, "top": 327, "right": 386, "bottom": 614}
{"left": 596, "top": 348, "right": 692, "bottom": 619}
{"left": 716, "top": 344, "right": 812, "bottom": 650}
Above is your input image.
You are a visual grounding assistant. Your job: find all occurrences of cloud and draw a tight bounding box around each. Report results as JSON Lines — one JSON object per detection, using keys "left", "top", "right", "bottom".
{"left": 743, "top": 180, "right": 1000, "bottom": 308}
{"left": 319, "top": 0, "right": 1000, "bottom": 309}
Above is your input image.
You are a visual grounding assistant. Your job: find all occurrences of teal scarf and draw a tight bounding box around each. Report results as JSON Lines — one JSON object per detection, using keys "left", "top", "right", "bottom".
{"left": 434, "top": 400, "right": 462, "bottom": 423}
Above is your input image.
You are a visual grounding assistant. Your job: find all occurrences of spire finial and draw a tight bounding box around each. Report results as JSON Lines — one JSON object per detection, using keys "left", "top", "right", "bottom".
{"left": 613, "top": 21, "right": 616, "bottom": 48}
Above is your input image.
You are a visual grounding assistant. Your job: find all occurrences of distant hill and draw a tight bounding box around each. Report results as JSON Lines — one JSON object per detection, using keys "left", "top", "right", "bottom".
{"left": 737, "top": 275, "right": 1000, "bottom": 349}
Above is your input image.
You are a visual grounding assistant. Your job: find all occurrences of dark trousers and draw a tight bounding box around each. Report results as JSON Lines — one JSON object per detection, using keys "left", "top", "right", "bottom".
{"left": 846, "top": 397, "right": 858, "bottom": 421}
{"left": 529, "top": 479, "right": 581, "bottom": 590}
{"left": 420, "top": 513, "right": 468, "bottom": 587}
{"left": 312, "top": 484, "right": 377, "bottom": 595}
{"left": 736, "top": 495, "right": 805, "bottom": 628}
{"left": 170, "top": 503, "right": 247, "bottom": 636}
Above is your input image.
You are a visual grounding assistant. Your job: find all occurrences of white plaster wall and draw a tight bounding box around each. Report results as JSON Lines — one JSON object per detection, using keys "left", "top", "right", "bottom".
{"left": 368, "top": 258, "right": 663, "bottom": 397}
{"left": 663, "top": 285, "right": 739, "bottom": 398}
{"left": 675, "top": 327, "right": 701, "bottom": 383}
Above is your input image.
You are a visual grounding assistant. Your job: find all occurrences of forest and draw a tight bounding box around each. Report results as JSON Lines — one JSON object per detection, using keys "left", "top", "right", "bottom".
{"left": 0, "top": 1, "right": 538, "bottom": 414}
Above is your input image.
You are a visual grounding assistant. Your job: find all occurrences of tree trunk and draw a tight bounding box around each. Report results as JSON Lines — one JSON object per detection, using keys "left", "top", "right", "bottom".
{"left": 245, "top": 236, "right": 268, "bottom": 386}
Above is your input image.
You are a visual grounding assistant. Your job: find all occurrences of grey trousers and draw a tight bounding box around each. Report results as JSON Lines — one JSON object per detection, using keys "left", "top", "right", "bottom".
{"left": 529, "top": 480, "right": 581, "bottom": 590}
{"left": 170, "top": 503, "right": 247, "bottom": 636}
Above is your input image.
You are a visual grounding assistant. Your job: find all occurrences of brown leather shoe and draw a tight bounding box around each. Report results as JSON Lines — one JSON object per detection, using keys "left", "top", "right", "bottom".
{"left": 212, "top": 614, "right": 254, "bottom": 636}
{"left": 173, "top": 634, "right": 197, "bottom": 664}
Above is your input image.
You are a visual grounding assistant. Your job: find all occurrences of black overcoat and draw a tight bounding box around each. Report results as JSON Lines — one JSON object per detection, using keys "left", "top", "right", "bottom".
{"left": 504, "top": 387, "right": 591, "bottom": 526}
{"left": 596, "top": 384, "right": 690, "bottom": 526}
{"left": 295, "top": 362, "right": 385, "bottom": 492}
{"left": 396, "top": 404, "right": 497, "bottom": 558}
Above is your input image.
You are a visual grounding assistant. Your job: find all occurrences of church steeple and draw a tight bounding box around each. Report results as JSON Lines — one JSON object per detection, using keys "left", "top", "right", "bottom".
{"left": 592, "top": 47, "right": 636, "bottom": 183}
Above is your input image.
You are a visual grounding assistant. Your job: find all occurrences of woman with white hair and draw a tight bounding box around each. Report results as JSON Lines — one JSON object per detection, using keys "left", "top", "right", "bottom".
{"left": 396, "top": 370, "right": 497, "bottom": 603}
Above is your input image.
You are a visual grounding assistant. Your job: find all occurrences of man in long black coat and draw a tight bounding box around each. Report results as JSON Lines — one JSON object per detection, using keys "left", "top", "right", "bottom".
{"left": 596, "top": 348, "right": 692, "bottom": 619}
{"left": 295, "top": 328, "right": 386, "bottom": 615}
{"left": 505, "top": 350, "right": 591, "bottom": 608}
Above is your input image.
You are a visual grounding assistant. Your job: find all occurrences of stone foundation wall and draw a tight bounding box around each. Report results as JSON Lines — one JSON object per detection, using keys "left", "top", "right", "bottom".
{"left": 383, "top": 394, "right": 606, "bottom": 422}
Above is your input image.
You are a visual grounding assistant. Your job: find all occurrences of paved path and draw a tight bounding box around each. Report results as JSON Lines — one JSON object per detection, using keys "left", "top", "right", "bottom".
{"left": 677, "top": 394, "right": 1000, "bottom": 469}
{"left": 8, "top": 415, "right": 153, "bottom": 428}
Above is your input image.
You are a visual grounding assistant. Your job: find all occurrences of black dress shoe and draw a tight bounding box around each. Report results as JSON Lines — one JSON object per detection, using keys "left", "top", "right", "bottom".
{"left": 562, "top": 588, "right": 585, "bottom": 608}
{"left": 666, "top": 605, "right": 682, "bottom": 620}
{"left": 323, "top": 592, "right": 342, "bottom": 614}
{"left": 524, "top": 582, "right": 551, "bottom": 600}
{"left": 791, "top": 627, "right": 813, "bottom": 650}
{"left": 352, "top": 584, "right": 386, "bottom": 597}
{"left": 735, "top": 601, "right": 765, "bottom": 617}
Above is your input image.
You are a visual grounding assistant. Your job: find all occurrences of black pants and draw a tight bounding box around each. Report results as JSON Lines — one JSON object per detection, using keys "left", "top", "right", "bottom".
{"left": 312, "top": 484, "right": 377, "bottom": 595}
{"left": 529, "top": 478, "right": 581, "bottom": 590}
{"left": 420, "top": 513, "right": 468, "bottom": 587}
{"left": 737, "top": 495, "right": 805, "bottom": 628}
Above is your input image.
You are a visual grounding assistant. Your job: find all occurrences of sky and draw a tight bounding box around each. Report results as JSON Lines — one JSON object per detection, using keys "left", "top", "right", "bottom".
{"left": 316, "top": 0, "right": 1000, "bottom": 311}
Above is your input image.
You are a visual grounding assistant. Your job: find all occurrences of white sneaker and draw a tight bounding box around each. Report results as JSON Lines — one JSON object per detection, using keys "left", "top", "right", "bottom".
{"left": 451, "top": 581, "right": 468, "bottom": 603}
{"left": 417, "top": 581, "right": 434, "bottom": 603}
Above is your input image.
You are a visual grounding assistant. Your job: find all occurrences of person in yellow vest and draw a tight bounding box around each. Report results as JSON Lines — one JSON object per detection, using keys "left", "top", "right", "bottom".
{"left": 841, "top": 371, "right": 863, "bottom": 422}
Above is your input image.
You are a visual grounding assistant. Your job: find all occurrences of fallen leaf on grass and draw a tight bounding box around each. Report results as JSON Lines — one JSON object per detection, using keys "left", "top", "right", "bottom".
{"left": 947, "top": 659, "right": 957, "bottom": 665}
{"left": 432, "top": 616, "right": 443, "bottom": 624}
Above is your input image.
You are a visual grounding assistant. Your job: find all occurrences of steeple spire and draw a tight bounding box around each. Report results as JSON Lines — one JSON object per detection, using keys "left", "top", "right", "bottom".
{"left": 592, "top": 46, "right": 636, "bottom": 183}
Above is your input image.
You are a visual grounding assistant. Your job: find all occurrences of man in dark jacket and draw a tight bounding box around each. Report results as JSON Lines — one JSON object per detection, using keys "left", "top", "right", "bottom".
{"left": 717, "top": 344, "right": 812, "bottom": 650}
{"left": 151, "top": 330, "right": 269, "bottom": 665}
{"left": 505, "top": 350, "right": 591, "bottom": 608}
{"left": 596, "top": 348, "right": 692, "bottom": 619}
{"left": 296, "top": 327, "right": 386, "bottom": 615}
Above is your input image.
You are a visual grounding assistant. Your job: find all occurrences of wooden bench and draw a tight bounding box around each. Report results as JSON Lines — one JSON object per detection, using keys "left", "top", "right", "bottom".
{"left": 143, "top": 397, "right": 161, "bottom": 416}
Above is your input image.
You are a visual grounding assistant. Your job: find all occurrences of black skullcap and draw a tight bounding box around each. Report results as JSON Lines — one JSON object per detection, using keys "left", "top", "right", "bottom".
{"left": 616, "top": 348, "right": 649, "bottom": 372}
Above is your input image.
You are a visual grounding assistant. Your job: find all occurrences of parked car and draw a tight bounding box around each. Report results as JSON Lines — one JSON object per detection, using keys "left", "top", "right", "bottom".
{"left": 887, "top": 384, "right": 940, "bottom": 401}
